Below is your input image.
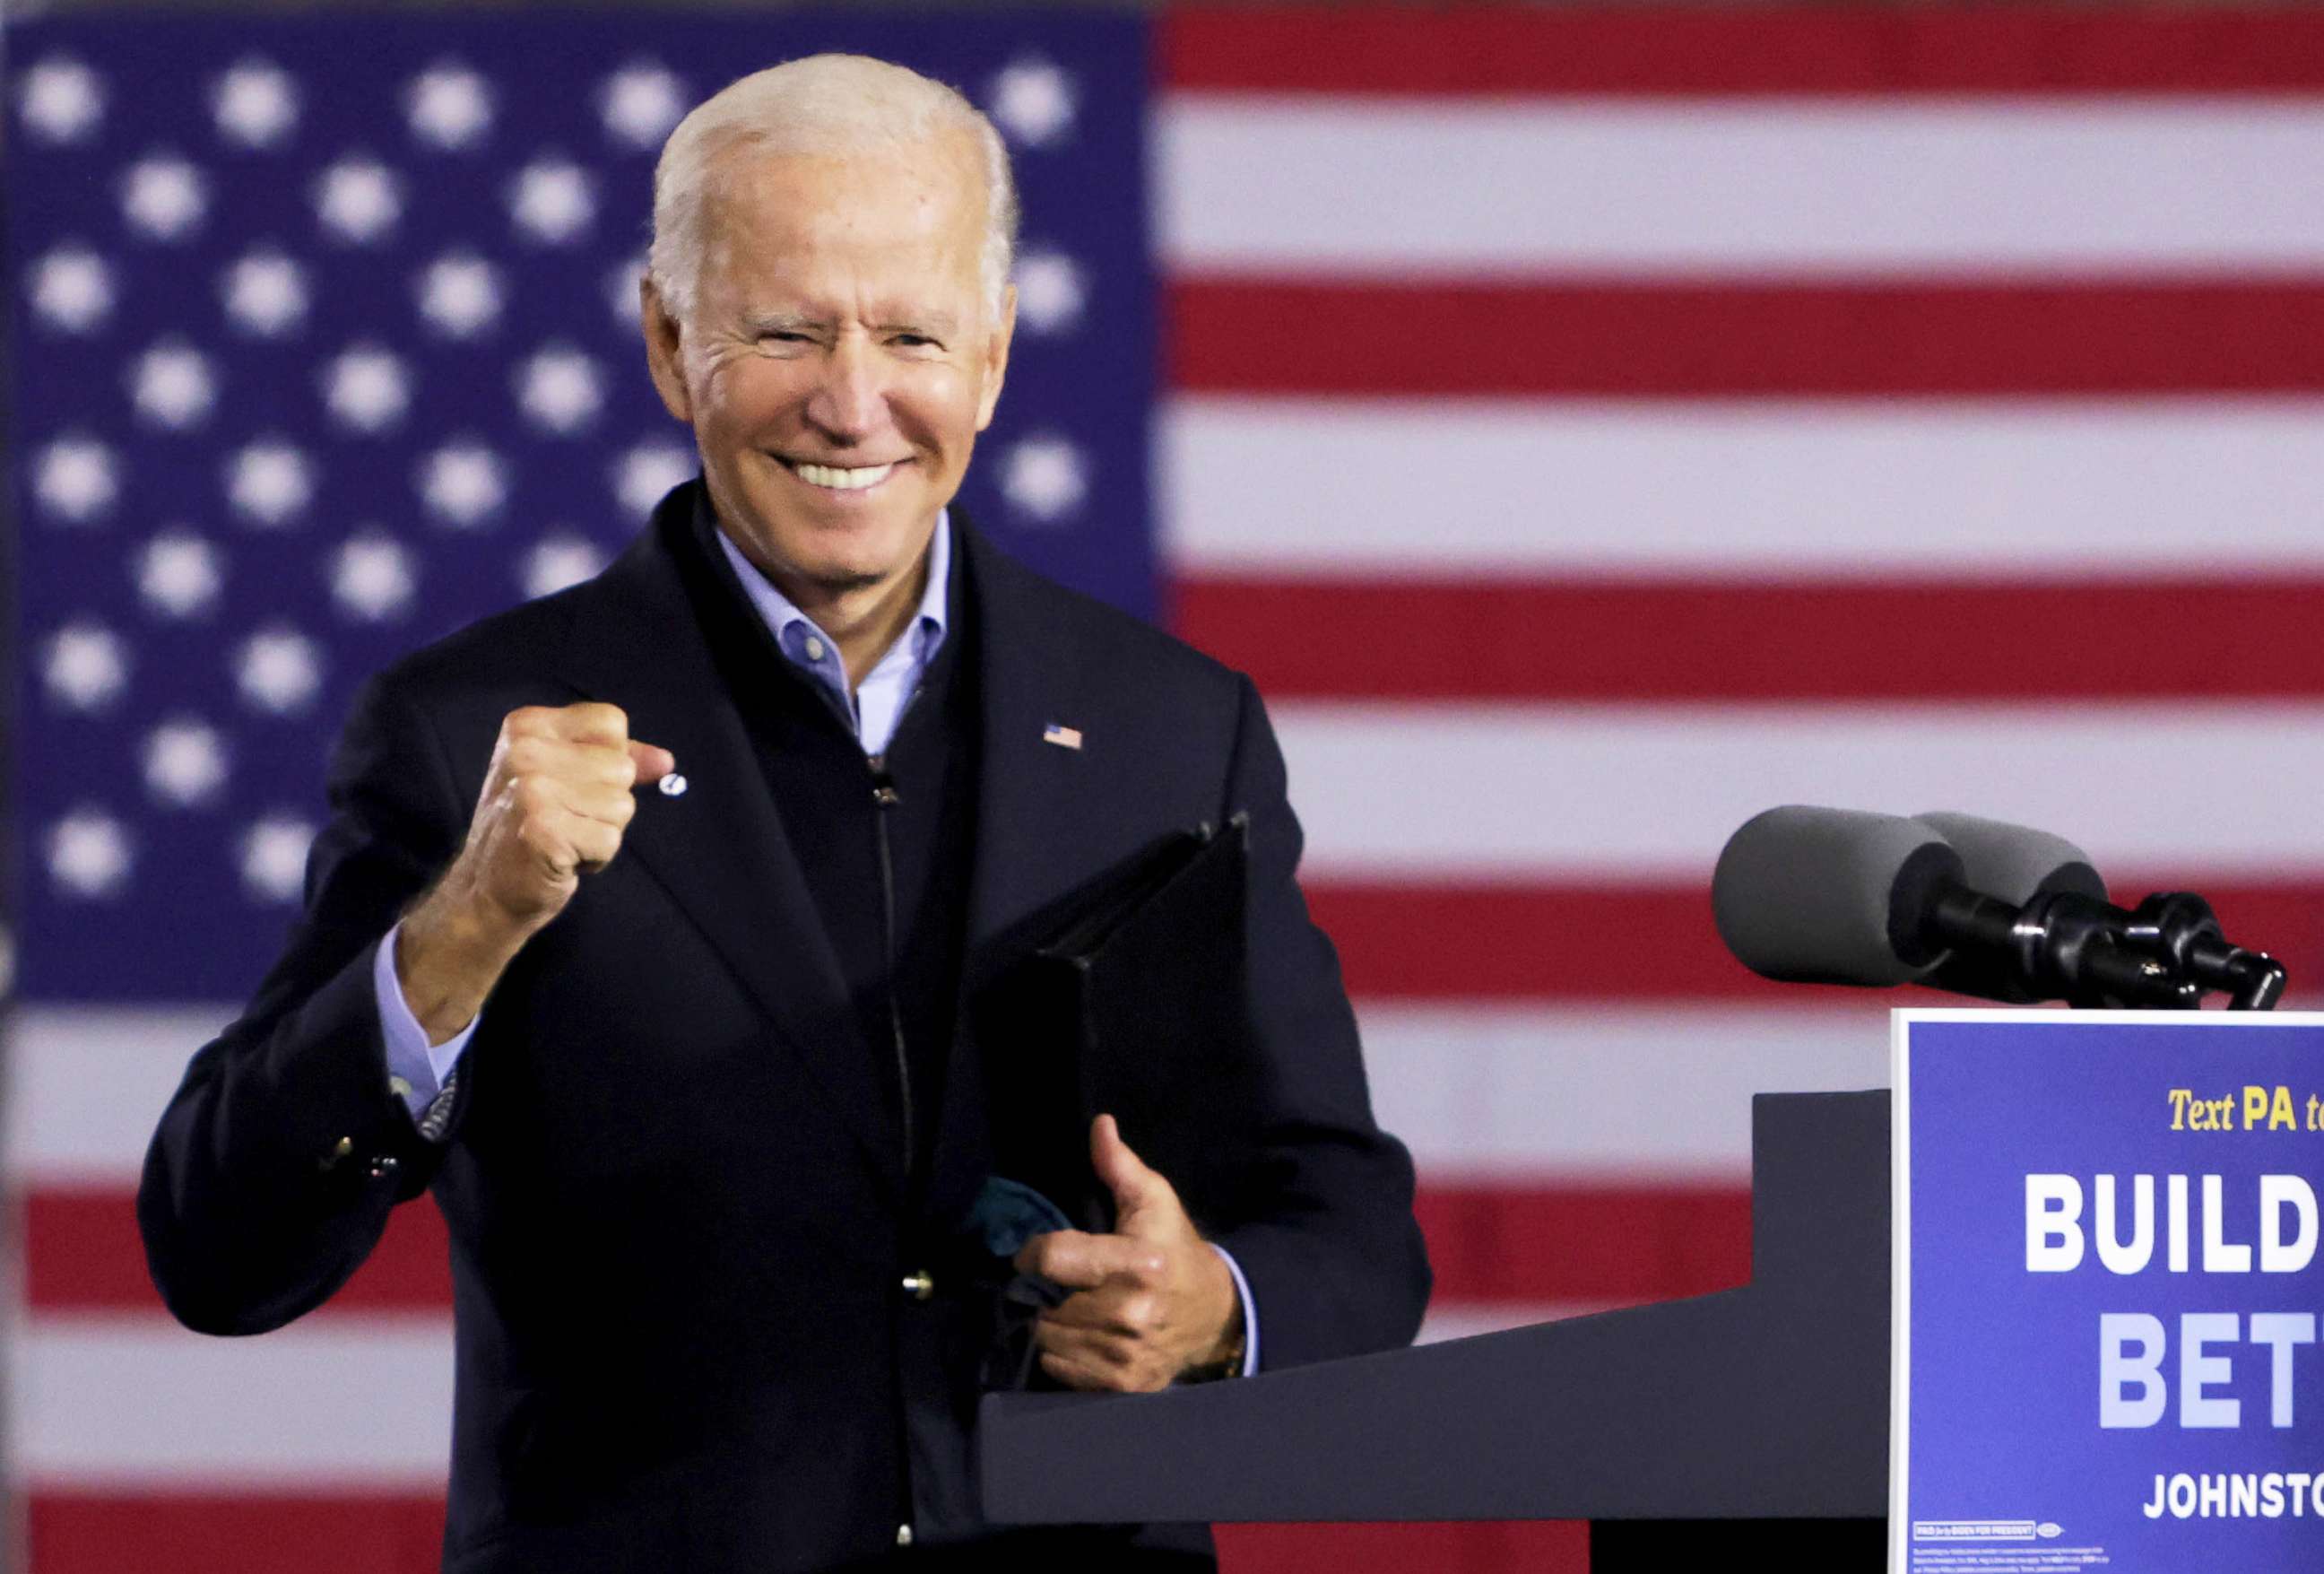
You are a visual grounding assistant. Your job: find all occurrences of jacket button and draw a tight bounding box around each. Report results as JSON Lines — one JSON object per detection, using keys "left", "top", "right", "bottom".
{"left": 900, "top": 1270, "right": 934, "bottom": 1301}
{"left": 368, "top": 1153, "right": 401, "bottom": 1180}
{"left": 895, "top": 1523, "right": 914, "bottom": 1547}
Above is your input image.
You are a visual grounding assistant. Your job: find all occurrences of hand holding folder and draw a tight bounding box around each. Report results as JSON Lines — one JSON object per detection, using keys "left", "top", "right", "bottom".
{"left": 981, "top": 814, "right": 1271, "bottom": 1239}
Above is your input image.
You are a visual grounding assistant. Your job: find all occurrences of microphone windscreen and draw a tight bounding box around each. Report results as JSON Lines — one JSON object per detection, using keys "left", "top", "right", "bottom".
{"left": 1712, "top": 806, "right": 1961, "bottom": 987}
{"left": 1914, "top": 811, "right": 2107, "bottom": 905}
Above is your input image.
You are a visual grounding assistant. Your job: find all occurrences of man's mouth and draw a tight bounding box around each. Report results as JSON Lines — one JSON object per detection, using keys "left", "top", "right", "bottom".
{"left": 784, "top": 458, "right": 901, "bottom": 492}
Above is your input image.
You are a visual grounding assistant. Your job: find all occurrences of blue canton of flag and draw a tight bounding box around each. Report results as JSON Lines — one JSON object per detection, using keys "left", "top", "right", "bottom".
{"left": 8, "top": 12, "right": 1155, "bottom": 1001}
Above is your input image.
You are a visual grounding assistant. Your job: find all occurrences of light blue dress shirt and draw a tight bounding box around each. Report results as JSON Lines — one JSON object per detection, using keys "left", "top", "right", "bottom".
{"left": 370, "top": 510, "right": 1258, "bottom": 1372}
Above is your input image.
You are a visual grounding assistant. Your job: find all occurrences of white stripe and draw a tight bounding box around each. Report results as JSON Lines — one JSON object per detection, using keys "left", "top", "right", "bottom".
{"left": 13, "top": 1314, "right": 452, "bottom": 1485}
{"left": 1163, "top": 396, "right": 2324, "bottom": 577}
{"left": 1271, "top": 700, "right": 2324, "bottom": 879}
{"left": 6, "top": 1007, "right": 226, "bottom": 1182}
{"left": 1363, "top": 1004, "right": 1891, "bottom": 1178}
{"left": 1161, "top": 98, "right": 2324, "bottom": 277}
{"left": 6, "top": 1302, "right": 1659, "bottom": 1480}
{"left": 1415, "top": 1300, "right": 1648, "bottom": 1345}
{"left": 3, "top": 1002, "right": 1886, "bottom": 1181}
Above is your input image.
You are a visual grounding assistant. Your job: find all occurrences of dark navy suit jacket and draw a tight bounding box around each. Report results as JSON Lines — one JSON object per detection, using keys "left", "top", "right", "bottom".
{"left": 139, "top": 484, "right": 1431, "bottom": 1571}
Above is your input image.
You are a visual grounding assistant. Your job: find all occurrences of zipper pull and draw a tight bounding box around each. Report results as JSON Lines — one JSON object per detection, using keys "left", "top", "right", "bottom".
{"left": 868, "top": 753, "right": 900, "bottom": 807}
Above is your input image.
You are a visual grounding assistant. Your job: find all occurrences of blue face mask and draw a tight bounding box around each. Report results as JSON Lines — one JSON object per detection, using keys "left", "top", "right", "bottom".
{"left": 964, "top": 1174, "right": 1074, "bottom": 1258}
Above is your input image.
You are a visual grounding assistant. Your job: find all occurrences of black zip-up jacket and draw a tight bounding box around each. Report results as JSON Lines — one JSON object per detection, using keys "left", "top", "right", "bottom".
{"left": 138, "top": 483, "right": 1431, "bottom": 1571}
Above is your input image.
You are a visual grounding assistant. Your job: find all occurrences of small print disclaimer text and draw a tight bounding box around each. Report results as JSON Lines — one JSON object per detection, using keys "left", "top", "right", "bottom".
{"left": 1911, "top": 1522, "right": 2109, "bottom": 1571}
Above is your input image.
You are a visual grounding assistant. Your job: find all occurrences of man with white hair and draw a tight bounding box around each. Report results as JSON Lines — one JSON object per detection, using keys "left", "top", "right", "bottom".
{"left": 141, "top": 54, "right": 1428, "bottom": 1570}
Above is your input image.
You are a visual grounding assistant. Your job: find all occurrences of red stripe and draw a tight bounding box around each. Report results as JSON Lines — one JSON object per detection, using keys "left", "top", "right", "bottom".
{"left": 20, "top": 1491, "right": 1581, "bottom": 1574}
{"left": 1418, "top": 1183, "right": 1751, "bottom": 1306}
{"left": 1168, "top": 279, "right": 2324, "bottom": 398}
{"left": 1171, "top": 577, "right": 2324, "bottom": 705}
{"left": 1163, "top": 8, "right": 2324, "bottom": 96}
{"left": 30, "top": 1180, "right": 1746, "bottom": 1313}
{"left": 27, "top": 1491, "right": 446, "bottom": 1574}
{"left": 1309, "top": 880, "right": 2324, "bottom": 1002}
{"left": 27, "top": 1189, "right": 452, "bottom": 1313}
{"left": 1216, "top": 1522, "right": 1589, "bottom": 1574}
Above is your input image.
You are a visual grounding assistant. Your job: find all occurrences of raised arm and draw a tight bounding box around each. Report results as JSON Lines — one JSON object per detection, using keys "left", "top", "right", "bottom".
{"left": 138, "top": 681, "right": 672, "bottom": 1335}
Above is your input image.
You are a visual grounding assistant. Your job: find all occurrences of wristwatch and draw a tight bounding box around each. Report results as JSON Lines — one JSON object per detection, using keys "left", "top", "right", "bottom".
{"left": 1180, "top": 1327, "right": 1246, "bottom": 1384}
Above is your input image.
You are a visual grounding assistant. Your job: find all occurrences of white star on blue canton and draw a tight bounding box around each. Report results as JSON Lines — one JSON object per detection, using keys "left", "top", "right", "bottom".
{"left": 240, "top": 816, "right": 317, "bottom": 905}
{"left": 420, "top": 442, "right": 507, "bottom": 527}
{"left": 600, "top": 64, "right": 686, "bottom": 149}
{"left": 212, "top": 58, "right": 299, "bottom": 148}
{"left": 509, "top": 159, "right": 595, "bottom": 245}
{"left": 988, "top": 59, "right": 1076, "bottom": 148}
{"left": 315, "top": 157, "right": 403, "bottom": 245}
{"left": 227, "top": 439, "right": 315, "bottom": 527}
{"left": 129, "top": 341, "right": 219, "bottom": 430}
{"left": 237, "top": 628, "right": 325, "bottom": 714}
{"left": 614, "top": 441, "right": 694, "bottom": 517}
{"left": 1001, "top": 435, "right": 1088, "bottom": 523}
{"left": 143, "top": 718, "right": 230, "bottom": 808}
{"left": 30, "top": 247, "right": 115, "bottom": 334}
{"left": 407, "top": 62, "right": 493, "bottom": 150}
{"left": 221, "top": 248, "right": 308, "bottom": 336}
{"left": 522, "top": 534, "right": 609, "bottom": 599}
{"left": 516, "top": 346, "right": 603, "bottom": 434}
{"left": 605, "top": 256, "right": 646, "bottom": 327}
{"left": 138, "top": 531, "right": 225, "bottom": 619}
{"left": 45, "top": 622, "right": 130, "bottom": 712}
{"left": 48, "top": 811, "right": 134, "bottom": 900}
{"left": 416, "top": 252, "right": 504, "bottom": 338}
{"left": 1013, "top": 250, "right": 1088, "bottom": 335}
{"left": 34, "top": 437, "right": 119, "bottom": 523}
{"left": 121, "top": 154, "right": 210, "bottom": 240}
{"left": 330, "top": 533, "right": 417, "bottom": 622}
{"left": 325, "top": 345, "right": 412, "bottom": 433}
{"left": 17, "top": 57, "right": 105, "bottom": 145}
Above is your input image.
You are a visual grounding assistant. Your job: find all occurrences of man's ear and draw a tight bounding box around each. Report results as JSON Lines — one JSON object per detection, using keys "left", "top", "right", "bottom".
{"left": 974, "top": 283, "right": 1017, "bottom": 432}
{"left": 639, "top": 275, "right": 693, "bottom": 424}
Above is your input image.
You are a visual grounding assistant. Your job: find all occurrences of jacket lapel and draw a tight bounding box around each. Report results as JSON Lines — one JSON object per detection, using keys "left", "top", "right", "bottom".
{"left": 957, "top": 525, "right": 1100, "bottom": 974}
{"left": 553, "top": 493, "right": 899, "bottom": 1194}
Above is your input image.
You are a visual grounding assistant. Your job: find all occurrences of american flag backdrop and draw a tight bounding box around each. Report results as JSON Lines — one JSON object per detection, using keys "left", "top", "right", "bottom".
{"left": 9, "top": 7, "right": 2324, "bottom": 1573}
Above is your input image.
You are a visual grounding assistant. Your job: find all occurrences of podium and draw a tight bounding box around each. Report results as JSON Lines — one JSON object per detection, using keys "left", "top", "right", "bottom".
{"left": 979, "top": 1090, "right": 1892, "bottom": 1567}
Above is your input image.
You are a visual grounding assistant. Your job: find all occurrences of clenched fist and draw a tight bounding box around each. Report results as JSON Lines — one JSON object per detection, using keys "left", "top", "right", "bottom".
{"left": 396, "top": 704, "right": 674, "bottom": 1044}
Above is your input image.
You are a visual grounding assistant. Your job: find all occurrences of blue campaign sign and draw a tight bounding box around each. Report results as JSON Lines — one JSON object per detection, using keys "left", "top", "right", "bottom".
{"left": 1894, "top": 1010, "right": 2324, "bottom": 1573}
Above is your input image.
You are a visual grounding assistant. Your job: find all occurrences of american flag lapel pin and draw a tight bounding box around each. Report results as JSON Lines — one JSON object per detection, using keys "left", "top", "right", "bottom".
{"left": 1042, "top": 723, "right": 1083, "bottom": 751}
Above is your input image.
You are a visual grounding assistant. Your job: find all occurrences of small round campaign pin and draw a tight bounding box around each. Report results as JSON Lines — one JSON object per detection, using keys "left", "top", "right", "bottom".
{"left": 657, "top": 773, "right": 688, "bottom": 797}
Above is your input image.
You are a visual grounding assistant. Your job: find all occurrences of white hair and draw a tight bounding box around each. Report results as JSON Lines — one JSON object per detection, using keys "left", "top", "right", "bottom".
{"left": 647, "top": 54, "right": 1019, "bottom": 326}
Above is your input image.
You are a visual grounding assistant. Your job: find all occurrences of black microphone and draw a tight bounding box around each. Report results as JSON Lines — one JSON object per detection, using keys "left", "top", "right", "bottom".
{"left": 1914, "top": 811, "right": 2106, "bottom": 906}
{"left": 1914, "top": 811, "right": 2107, "bottom": 1004}
{"left": 1916, "top": 811, "right": 2285, "bottom": 1010}
{"left": 1712, "top": 806, "right": 2198, "bottom": 1008}
{"left": 1710, "top": 806, "right": 1958, "bottom": 987}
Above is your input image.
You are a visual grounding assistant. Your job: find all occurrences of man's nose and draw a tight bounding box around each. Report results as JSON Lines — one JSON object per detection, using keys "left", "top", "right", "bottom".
{"left": 804, "top": 335, "right": 886, "bottom": 440}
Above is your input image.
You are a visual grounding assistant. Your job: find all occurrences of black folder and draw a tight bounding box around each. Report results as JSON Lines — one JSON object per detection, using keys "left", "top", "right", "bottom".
{"left": 982, "top": 814, "right": 1270, "bottom": 1238}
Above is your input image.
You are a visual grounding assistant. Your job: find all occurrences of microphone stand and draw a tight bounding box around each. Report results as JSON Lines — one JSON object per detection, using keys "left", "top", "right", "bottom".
{"left": 1925, "top": 889, "right": 2285, "bottom": 1011}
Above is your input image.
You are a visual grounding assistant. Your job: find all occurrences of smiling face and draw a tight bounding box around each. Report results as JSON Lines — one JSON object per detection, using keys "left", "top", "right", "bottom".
{"left": 642, "top": 132, "right": 1013, "bottom": 612}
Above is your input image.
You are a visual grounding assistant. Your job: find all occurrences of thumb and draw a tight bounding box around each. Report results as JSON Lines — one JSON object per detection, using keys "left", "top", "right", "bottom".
{"left": 1092, "top": 1114, "right": 1173, "bottom": 1233}
{"left": 628, "top": 740, "right": 678, "bottom": 785}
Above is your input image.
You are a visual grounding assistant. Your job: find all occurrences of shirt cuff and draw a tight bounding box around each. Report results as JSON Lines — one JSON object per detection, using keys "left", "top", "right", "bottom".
{"left": 1210, "top": 1243, "right": 1261, "bottom": 1378}
{"left": 373, "top": 921, "right": 480, "bottom": 1122}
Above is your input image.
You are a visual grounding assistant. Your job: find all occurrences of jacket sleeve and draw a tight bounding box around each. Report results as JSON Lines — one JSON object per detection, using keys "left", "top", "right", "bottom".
{"left": 1210, "top": 674, "right": 1433, "bottom": 1369}
{"left": 138, "top": 670, "right": 475, "bottom": 1335}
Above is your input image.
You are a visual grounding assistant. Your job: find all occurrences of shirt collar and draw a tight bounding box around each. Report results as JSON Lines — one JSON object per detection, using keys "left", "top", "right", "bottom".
{"left": 714, "top": 508, "right": 951, "bottom": 676}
